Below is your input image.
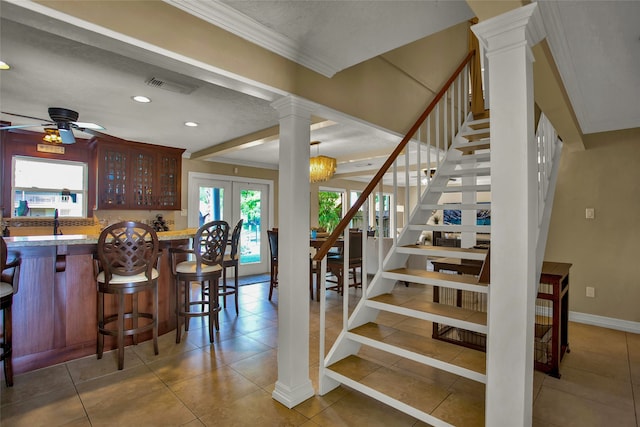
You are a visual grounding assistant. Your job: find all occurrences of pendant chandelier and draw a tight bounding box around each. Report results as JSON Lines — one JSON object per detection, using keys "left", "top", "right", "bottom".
{"left": 309, "top": 141, "right": 336, "bottom": 183}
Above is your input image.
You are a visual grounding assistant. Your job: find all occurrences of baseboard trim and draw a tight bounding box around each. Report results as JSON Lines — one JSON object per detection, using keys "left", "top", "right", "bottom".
{"left": 569, "top": 311, "right": 640, "bottom": 334}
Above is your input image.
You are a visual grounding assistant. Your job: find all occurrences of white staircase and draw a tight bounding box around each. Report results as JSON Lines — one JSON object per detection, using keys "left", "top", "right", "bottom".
{"left": 319, "top": 115, "right": 494, "bottom": 426}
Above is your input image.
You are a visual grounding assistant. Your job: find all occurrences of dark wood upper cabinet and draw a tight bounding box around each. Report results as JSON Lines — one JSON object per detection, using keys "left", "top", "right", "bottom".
{"left": 95, "top": 138, "right": 184, "bottom": 210}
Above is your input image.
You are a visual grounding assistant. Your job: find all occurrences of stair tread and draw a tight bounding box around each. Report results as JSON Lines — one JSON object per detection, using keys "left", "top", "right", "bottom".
{"left": 350, "top": 322, "right": 486, "bottom": 375}
{"left": 386, "top": 268, "right": 487, "bottom": 287}
{"left": 456, "top": 143, "right": 491, "bottom": 154}
{"left": 467, "top": 117, "right": 490, "bottom": 130}
{"left": 420, "top": 203, "right": 491, "bottom": 210}
{"left": 399, "top": 245, "right": 487, "bottom": 256}
{"left": 461, "top": 132, "right": 490, "bottom": 141}
{"left": 369, "top": 292, "right": 487, "bottom": 326}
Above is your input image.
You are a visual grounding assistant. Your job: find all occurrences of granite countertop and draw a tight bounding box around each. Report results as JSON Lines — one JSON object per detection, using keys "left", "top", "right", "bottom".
{"left": 5, "top": 228, "right": 197, "bottom": 248}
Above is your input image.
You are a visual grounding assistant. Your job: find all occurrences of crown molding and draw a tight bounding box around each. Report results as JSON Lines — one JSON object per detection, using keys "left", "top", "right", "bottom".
{"left": 165, "top": 0, "right": 339, "bottom": 77}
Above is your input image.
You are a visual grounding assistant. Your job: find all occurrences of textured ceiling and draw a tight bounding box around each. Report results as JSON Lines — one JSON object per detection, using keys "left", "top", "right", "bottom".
{"left": 1, "top": 1, "right": 638, "bottom": 185}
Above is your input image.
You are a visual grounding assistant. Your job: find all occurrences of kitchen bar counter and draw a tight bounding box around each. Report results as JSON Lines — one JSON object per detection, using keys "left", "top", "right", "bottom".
{"left": 4, "top": 229, "right": 196, "bottom": 374}
{"left": 4, "top": 228, "right": 197, "bottom": 247}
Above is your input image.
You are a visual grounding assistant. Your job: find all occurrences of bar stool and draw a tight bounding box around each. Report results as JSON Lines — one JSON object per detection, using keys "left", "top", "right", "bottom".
{"left": 170, "top": 220, "right": 228, "bottom": 344}
{"left": 219, "top": 219, "right": 243, "bottom": 314}
{"left": 95, "top": 221, "right": 160, "bottom": 370}
{"left": 1, "top": 237, "right": 21, "bottom": 386}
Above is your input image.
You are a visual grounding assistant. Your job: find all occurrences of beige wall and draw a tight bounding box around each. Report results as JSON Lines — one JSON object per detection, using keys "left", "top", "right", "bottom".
{"left": 545, "top": 128, "right": 640, "bottom": 322}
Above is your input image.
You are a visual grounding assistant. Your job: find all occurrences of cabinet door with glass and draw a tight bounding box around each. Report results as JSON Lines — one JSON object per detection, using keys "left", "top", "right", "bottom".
{"left": 96, "top": 141, "right": 183, "bottom": 210}
{"left": 156, "top": 152, "right": 181, "bottom": 210}
{"left": 97, "top": 144, "right": 129, "bottom": 208}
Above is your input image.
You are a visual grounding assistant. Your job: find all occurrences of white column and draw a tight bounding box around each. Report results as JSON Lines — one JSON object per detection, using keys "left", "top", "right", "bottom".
{"left": 270, "top": 96, "right": 315, "bottom": 408}
{"left": 472, "top": 4, "right": 545, "bottom": 426}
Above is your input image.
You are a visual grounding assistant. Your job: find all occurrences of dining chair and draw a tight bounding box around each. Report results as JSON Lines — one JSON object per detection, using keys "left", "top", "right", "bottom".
{"left": 219, "top": 219, "right": 243, "bottom": 314}
{"left": 95, "top": 221, "right": 160, "bottom": 370}
{"left": 267, "top": 229, "right": 278, "bottom": 301}
{"left": 326, "top": 230, "right": 363, "bottom": 295}
{"left": 170, "top": 220, "right": 229, "bottom": 343}
{"left": 1, "top": 237, "right": 21, "bottom": 386}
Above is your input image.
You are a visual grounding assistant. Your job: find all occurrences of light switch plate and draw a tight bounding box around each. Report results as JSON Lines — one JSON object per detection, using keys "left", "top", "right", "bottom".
{"left": 585, "top": 208, "right": 595, "bottom": 219}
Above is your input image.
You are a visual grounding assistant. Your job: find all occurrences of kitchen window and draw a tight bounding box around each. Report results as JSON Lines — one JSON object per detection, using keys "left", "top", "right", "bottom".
{"left": 12, "top": 156, "right": 88, "bottom": 217}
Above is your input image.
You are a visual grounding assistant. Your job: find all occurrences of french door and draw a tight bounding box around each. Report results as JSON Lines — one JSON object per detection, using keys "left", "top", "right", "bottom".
{"left": 188, "top": 173, "right": 272, "bottom": 275}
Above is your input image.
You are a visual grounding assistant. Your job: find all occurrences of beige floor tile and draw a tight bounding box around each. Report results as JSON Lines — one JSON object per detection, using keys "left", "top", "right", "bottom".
{"left": 209, "top": 335, "right": 272, "bottom": 366}
{"left": 634, "top": 383, "right": 640, "bottom": 426}
{"left": 310, "top": 389, "right": 416, "bottom": 426}
{"left": 86, "top": 387, "right": 197, "bottom": 426}
{"left": 132, "top": 329, "right": 198, "bottom": 362}
{"left": 244, "top": 325, "right": 278, "bottom": 348}
{"left": 229, "top": 348, "right": 278, "bottom": 387}
{"left": 542, "top": 365, "right": 634, "bottom": 410}
{"left": 1, "top": 364, "right": 73, "bottom": 406}
{"left": 169, "top": 365, "right": 260, "bottom": 417}
{"left": 533, "top": 386, "right": 636, "bottom": 426}
{"left": 561, "top": 346, "right": 631, "bottom": 382}
{"left": 293, "top": 387, "right": 349, "bottom": 419}
{"left": 360, "top": 366, "right": 450, "bottom": 413}
{"left": 569, "top": 322, "right": 629, "bottom": 357}
{"left": 181, "top": 419, "right": 206, "bottom": 427}
{"left": 198, "top": 388, "right": 309, "bottom": 426}
{"left": 0, "top": 383, "right": 86, "bottom": 427}
{"left": 66, "top": 347, "right": 144, "bottom": 383}
{"left": 75, "top": 364, "right": 165, "bottom": 410}
{"left": 392, "top": 358, "right": 460, "bottom": 390}
{"left": 146, "top": 346, "right": 223, "bottom": 385}
{"left": 430, "top": 390, "right": 485, "bottom": 427}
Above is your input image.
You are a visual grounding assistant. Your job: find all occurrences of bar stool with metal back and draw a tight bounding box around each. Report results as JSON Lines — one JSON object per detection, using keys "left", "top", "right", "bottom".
{"left": 170, "top": 220, "right": 229, "bottom": 343}
{"left": 1, "top": 237, "right": 21, "bottom": 386}
{"left": 95, "top": 221, "right": 160, "bottom": 370}
{"left": 267, "top": 229, "right": 278, "bottom": 301}
{"left": 219, "top": 219, "right": 243, "bottom": 314}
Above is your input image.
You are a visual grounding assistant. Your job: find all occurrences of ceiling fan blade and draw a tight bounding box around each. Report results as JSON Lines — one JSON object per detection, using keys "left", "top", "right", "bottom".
{"left": 0, "top": 123, "right": 49, "bottom": 130}
{"left": 72, "top": 121, "right": 105, "bottom": 130}
{"left": 58, "top": 128, "right": 76, "bottom": 144}
{"left": 1, "top": 110, "right": 50, "bottom": 122}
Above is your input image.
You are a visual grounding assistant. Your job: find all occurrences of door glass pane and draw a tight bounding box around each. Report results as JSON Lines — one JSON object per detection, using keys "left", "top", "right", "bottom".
{"left": 240, "top": 189, "right": 261, "bottom": 264}
{"left": 199, "top": 186, "right": 224, "bottom": 225}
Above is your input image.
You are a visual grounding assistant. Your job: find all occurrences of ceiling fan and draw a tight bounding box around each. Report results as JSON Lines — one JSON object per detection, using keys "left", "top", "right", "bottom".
{"left": 0, "top": 107, "right": 105, "bottom": 144}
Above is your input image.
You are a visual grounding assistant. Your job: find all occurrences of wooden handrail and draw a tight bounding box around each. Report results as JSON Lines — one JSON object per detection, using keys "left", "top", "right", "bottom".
{"left": 313, "top": 50, "right": 476, "bottom": 261}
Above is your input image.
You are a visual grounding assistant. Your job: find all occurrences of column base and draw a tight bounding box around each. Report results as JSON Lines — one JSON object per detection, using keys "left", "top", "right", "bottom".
{"left": 272, "top": 379, "right": 315, "bottom": 408}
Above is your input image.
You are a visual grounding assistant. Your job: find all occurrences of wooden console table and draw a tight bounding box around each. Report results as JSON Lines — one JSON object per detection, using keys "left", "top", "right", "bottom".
{"left": 431, "top": 257, "right": 571, "bottom": 378}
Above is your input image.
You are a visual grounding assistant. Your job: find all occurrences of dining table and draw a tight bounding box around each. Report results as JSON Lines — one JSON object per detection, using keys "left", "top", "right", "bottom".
{"left": 309, "top": 237, "right": 344, "bottom": 300}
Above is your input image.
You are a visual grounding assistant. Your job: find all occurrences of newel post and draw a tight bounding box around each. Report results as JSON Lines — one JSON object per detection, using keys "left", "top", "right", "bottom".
{"left": 472, "top": 4, "right": 546, "bottom": 425}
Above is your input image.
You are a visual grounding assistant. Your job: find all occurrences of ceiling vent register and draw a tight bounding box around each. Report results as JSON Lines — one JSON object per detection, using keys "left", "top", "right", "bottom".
{"left": 145, "top": 77, "right": 197, "bottom": 94}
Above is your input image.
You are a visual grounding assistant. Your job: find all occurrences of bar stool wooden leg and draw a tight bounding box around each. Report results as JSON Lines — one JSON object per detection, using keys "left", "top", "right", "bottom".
{"left": 2, "top": 302, "right": 13, "bottom": 387}
{"left": 97, "top": 291, "right": 105, "bottom": 359}
{"left": 117, "top": 293, "right": 125, "bottom": 370}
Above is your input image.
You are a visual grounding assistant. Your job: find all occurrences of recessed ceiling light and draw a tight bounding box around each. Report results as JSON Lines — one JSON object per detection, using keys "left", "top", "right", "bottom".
{"left": 132, "top": 95, "right": 151, "bottom": 103}
{"left": 184, "top": 121, "right": 198, "bottom": 127}
{"left": 0, "top": 61, "right": 10, "bottom": 70}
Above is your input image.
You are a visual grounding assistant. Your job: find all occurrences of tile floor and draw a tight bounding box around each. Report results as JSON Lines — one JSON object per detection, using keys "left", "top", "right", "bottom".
{"left": 1, "top": 280, "right": 639, "bottom": 426}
